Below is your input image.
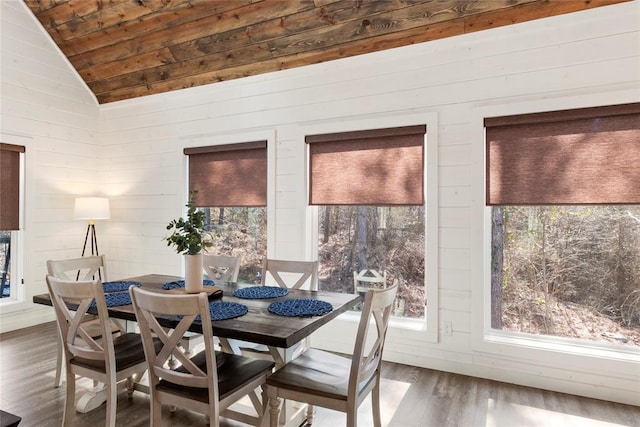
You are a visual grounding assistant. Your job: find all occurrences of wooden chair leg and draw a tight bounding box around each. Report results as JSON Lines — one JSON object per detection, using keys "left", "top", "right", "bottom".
{"left": 106, "top": 377, "right": 117, "bottom": 427}
{"left": 150, "top": 392, "right": 162, "bottom": 427}
{"left": 54, "top": 334, "right": 64, "bottom": 388}
{"left": 267, "top": 388, "right": 281, "bottom": 427}
{"left": 372, "top": 381, "right": 382, "bottom": 427}
{"left": 126, "top": 376, "right": 134, "bottom": 397}
{"left": 260, "top": 385, "right": 269, "bottom": 425}
{"left": 346, "top": 410, "right": 357, "bottom": 427}
{"left": 306, "top": 404, "right": 315, "bottom": 425}
{"left": 62, "top": 370, "right": 75, "bottom": 427}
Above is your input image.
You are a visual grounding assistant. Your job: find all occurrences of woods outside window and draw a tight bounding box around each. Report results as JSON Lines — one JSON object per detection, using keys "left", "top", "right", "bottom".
{"left": 306, "top": 126, "right": 427, "bottom": 319}
{"left": 185, "top": 142, "right": 267, "bottom": 283}
{"left": 485, "top": 103, "right": 640, "bottom": 348}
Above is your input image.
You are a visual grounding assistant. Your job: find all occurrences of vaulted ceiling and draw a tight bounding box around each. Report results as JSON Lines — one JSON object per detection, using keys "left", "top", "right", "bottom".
{"left": 25, "top": 0, "right": 628, "bottom": 104}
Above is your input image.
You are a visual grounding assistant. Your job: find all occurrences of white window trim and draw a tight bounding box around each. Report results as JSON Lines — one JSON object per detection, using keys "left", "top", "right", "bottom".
{"left": 181, "top": 129, "right": 277, "bottom": 261}
{"left": 300, "top": 111, "right": 439, "bottom": 343}
{"left": 470, "top": 90, "right": 640, "bottom": 364}
{"left": 3, "top": 234, "right": 24, "bottom": 304}
{"left": 0, "top": 132, "right": 28, "bottom": 313}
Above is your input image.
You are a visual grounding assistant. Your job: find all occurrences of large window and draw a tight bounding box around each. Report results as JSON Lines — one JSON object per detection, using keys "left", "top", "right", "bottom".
{"left": 185, "top": 142, "right": 267, "bottom": 282}
{"left": 486, "top": 103, "right": 640, "bottom": 348}
{"left": 0, "top": 143, "right": 25, "bottom": 301}
{"left": 307, "top": 126, "right": 426, "bottom": 319}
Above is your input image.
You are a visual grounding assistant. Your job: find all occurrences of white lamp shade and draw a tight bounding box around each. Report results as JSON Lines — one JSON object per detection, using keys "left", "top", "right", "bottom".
{"left": 74, "top": 197, "right": 111, "bottom": 220}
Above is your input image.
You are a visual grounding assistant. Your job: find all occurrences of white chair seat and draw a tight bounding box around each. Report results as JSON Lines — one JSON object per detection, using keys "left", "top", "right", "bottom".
{"left": 266, "top": 348, "right": 355, "bottom": 400}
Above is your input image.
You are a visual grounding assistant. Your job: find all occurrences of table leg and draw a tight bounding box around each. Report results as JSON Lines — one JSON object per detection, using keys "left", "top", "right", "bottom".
{"left": 73, "top": 320, "right": 139, "bottom": 413}
{"left": 76, "top": 383, "right": 107, "bottom": 413}
{"left": 218, "top": 337, "right": 239, "bottom": 354}
{"left": 75, "top": 370, "right": 147, "bottom": 414}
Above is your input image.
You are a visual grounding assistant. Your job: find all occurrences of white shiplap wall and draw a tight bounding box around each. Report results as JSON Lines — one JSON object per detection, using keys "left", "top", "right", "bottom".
{"left": 2, "top": 0, "right": 639, "bottom": 406}
{"left": 0, "top": 0, "right": 100, "bottom": 329}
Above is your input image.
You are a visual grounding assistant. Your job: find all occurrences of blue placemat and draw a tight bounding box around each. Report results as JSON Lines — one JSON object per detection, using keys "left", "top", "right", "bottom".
{"left": 268, "top": 299, "right": 333, "bottom": 317}
{"left": 102, "top": 281, "right": 141, "bottom": 293}
{"left": 162, "top": 279, "right": 216, "bottom": 290}
{"left": 91, "top": 292, "right": 132, "bottom": 308}
{"left": 192, "top": 301, "right": 248, "bottom": 322}
{"left": 233, "top": 286, "right": 288, "bottom": 299}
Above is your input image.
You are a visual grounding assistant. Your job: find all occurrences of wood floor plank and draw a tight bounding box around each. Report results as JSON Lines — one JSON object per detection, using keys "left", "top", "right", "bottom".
{"left": 1, "top": 322, "right": 638, "bottom": 426}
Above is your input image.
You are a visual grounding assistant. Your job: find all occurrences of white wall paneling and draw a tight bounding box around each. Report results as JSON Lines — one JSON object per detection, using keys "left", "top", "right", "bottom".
{"left": 0, "top": 0, "right": 99, "bottom": 324}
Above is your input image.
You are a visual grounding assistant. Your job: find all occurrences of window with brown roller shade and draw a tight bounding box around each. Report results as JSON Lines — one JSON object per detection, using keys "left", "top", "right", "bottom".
{"left": 485, "top": 103, "right": 640, "bottom": 205}
{"left": 184, "top": 141, "right": 267, "bottom": 207}
{"left": 0, "top": 143, "right": 25, "bottom": 230}
{"left": 306, "top": 125, "right": 425, "bottom": 206}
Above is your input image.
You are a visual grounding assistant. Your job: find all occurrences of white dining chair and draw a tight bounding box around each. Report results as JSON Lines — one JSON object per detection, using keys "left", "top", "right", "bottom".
{"left": 353, "top": 269, "right": 387, "bottom": 309}
{"left": 227, "top": 259, "right": 319, "bottom": 361}
{"left": 266, "top": 281, "right": 398, "bottom": 427}
{"left": 47, "top": 275, "right": 150, "bottom": 427}
{"left": 203, "top": 254, "right": 240, "bottom": 282}
{"left": 47, "top": 255, "right": 122, "bottom": 388}
{"left": 129, "top": 286, "right": 274, "bottom": 426}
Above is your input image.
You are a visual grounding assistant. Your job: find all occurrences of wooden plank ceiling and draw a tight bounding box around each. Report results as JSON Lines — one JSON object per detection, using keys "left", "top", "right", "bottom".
{"left": 25, "top": 0, "right": 629, "bottom": 104}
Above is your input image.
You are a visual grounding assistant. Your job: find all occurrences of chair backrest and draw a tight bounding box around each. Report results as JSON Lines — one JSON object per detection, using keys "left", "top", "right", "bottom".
{"left": 129, "top": 287, "right": 218, "bottom": 400}
{"left": 46, "top": 275, "right": 115, "bottom": 368}
{"left": 261, "top": 259, "right": 318, "bottom": 290}
{"left": 353, "top": 269, "right": 387, "bottom": 294}
{"left": 202, "top": 254, "right": 240, "bottom": 282}
{"left": 348, "top": 281, "right": 398, "bottom": 401}
{"left": 47, "top": 255, "right": 107, "bottom": 281}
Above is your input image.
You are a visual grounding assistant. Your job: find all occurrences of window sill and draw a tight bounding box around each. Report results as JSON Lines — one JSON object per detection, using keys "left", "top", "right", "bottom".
{"left": 0, "top": 298, "right": 29, "bottom": 315}
{"left": 483, "top": 329, "right": 640, "bottom": 363}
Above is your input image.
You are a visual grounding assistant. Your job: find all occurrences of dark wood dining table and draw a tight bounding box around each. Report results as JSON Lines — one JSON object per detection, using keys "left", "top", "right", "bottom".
{"left": 34, "top": 273, "right": 360, "bottom": 427}
{"left": 34, "top": 273, "right": 359, "bottom": 349}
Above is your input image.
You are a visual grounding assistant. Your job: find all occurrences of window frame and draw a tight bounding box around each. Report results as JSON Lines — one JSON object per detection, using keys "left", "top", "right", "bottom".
{"left": 472, "top": 97, "right": 640, "bottom": 363}
{"left": 0, "top": 143, "right": 25, "bottom": 309}
{"left": 182, "top": 130, "right": 276, "bottom": 261}
{"left": 302, "top": 112, "right": 439, "bottom": 343}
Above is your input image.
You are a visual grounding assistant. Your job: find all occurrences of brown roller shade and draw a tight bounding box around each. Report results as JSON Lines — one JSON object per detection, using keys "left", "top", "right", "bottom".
{"left": 0, "top": 144, "right": 25, "bottom": 230}
{"left": 184, "top": 141, "right": 267, "bottom": 207}
{"left": 486, "top": 103, "right": 640, "bottom": 205}
{"left": 306, "top": 125, "right": 425, "bottom": 205}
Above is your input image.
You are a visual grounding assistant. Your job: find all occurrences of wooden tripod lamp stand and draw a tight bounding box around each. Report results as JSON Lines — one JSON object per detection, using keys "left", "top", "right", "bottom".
{"left": 74, "top": 197, "right": 110, "bottom": 277}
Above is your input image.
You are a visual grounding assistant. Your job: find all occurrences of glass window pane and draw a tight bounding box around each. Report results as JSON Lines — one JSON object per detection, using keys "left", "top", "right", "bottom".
{"left": 491, "top": 206, "right": 640, "bottom": 348}
{"left": 318, "top": 205, "right": 425, "bottom": 318}
{"left": 201, "top": 207, "right": 266, "bottom": 284}
{"left": 1, "top": 231, "right": 11, "bottom": 298}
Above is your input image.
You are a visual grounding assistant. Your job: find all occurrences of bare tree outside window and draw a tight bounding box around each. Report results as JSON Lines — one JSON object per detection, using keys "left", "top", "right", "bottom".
{"left": 201, "top": 207, "right": 266, "bottom": 284}
{"left": 317, "top": 206, "right": 425, "bottom": 318}
{"left": 491, "top": 206, "right": 640, "bottom": 347}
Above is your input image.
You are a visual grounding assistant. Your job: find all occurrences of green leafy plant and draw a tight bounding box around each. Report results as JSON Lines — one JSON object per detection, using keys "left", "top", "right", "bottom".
{"left": 165, "top": 191, "right": 213, "bottom": 255}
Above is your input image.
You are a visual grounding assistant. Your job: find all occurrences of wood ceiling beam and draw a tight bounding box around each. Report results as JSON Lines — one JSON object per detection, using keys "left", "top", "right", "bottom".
{"left": 24, "top": 0, "right": 632, "bottom": 104}
{"left": 67, "top": 1, "right": 314, "bottom": 66}
{"left": 89, "top": 0, "right": 526, "bottom": 96}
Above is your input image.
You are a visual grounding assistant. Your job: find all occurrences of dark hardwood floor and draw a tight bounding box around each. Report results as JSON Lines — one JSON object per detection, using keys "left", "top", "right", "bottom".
{"left": 1, "top": 322, "right": 638, "bottom": 426}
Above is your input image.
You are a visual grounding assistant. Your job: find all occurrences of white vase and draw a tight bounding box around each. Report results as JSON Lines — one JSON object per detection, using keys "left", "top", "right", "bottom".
{"left": 184, "top": 253, "right": 203, "bottom": 293}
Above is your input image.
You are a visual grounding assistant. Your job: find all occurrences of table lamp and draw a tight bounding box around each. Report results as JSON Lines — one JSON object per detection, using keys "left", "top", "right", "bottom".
{"left": 74, "top": 197, "right": 110, "bottom": 259}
